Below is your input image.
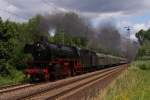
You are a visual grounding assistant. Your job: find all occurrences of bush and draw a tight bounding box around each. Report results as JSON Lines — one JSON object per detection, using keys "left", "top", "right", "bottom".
{"left": 132, "top": 61, "right": 150, "bottom": 70}
{"left": 138, "top": 63, "right": 147, "bottom": 70}
{"left": 0, "top": 69, "right": 27, "bottom": 86}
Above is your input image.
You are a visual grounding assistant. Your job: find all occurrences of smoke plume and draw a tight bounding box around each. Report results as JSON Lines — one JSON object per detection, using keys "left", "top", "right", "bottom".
{"left": 31, "top": 12, "right": 138, "bottom": 60}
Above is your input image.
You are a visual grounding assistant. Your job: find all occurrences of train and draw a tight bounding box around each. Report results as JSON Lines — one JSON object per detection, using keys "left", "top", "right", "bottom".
{"left": 24, "top": 37, "right": 127, "bottom": 82}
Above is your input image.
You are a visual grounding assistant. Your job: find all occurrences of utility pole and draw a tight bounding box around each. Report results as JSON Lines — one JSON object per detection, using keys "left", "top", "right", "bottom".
{"left": 124, "top": 26, "right": 132, "bottom": 61}
{"left": 124, "top": 26, "right": 131, "bottom": 40}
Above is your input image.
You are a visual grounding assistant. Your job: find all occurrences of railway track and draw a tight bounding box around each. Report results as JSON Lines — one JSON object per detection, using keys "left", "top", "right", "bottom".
{"left": 0, "top": 64, "right": 127, "bottom": 100}
{"left": 0, "top": 83, "right": 23, "bottom": 90}
{"left": 0, "top": 83, "right": 33, "bottom": 94}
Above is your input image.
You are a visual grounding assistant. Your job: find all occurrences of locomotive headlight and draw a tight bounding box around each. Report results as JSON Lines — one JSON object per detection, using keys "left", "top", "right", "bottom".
{"left": 36, "top": 43, "right": 43, "bottom": 52}
{"left": 36, "top": 43, "right": 45, "bottom": 52}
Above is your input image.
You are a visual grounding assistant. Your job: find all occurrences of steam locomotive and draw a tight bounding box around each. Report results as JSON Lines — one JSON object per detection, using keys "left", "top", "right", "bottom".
{"left": 24, "top": 37, "right": 127, "bottom": 82}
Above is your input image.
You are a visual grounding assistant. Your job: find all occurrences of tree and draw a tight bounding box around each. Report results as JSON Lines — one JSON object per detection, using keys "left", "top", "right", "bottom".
{"left": 136, "top": 29, "right": 145, "bottom": 45}
{"left": 53, "top": 28, "right": 65, "bottom": 44}
{"left": 136, "top": 29, "right": 150, "bottom": 44}
{"left": 136, "top": 28, "right": 150, "bottom": 59}
{"left": 27, "top": 15, "right": 49, "bottom": 41}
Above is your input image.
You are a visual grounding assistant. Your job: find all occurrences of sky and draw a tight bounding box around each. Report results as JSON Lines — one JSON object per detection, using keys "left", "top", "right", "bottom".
{"left": 0, "top": 0, "right": 150, "bottom": 40}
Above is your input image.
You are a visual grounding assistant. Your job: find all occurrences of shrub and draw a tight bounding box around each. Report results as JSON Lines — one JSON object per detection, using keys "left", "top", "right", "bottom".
{"left": 134, "top": 61, "right": 150, "bottom": 70}
{"left": 138, "top": 63, "right": 147, "bottom": 70}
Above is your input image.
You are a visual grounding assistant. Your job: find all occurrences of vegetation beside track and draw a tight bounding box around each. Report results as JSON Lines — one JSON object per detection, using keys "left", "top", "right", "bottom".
{"left": 92, "top": 60, "right": 150, "bottom": 100}
{"left": 0, "top": 70, "right": 26, "bottom": 87}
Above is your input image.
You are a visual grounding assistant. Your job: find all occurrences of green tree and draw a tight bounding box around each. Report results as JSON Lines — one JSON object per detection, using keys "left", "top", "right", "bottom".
{"left": 27, "top": 15, "right": 49, "bottom": 42}
{"left": 136, "top": 28, "right": 150, "bottom": 59}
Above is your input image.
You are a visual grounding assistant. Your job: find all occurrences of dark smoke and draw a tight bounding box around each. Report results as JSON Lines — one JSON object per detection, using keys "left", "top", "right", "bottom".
{"left": 41, "top": 12, "right": 91, "bottom": 38}
{"left": 31, "top": 12, "right": 138, "bottom": 60}
{"left": 27, "top": 14, "right": 51, "bottom": 41}
{"left": 121, "top": 38, "right": 139, "bottom": 60}
{"left": 87, "top": 22, "right": 122, "bottom": 56}
{"left": 88, "top": 21, "right": 139, "bottom": 60}
{"left": 98, "top": 24, "right": 121, "bottom": 51}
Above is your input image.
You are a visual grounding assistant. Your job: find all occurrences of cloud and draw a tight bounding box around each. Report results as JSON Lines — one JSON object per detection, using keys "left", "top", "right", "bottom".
{"left": 50, "top": 0, "right": 150, "bottom": 14}
{"left": 0, "top": 0, "right": 150, "bottom": 21}
{"left": 133, "top": 23, "right": 150, "bottom": 31}
{"left": 0, "top": 0, "right": 69, "bottom": 22}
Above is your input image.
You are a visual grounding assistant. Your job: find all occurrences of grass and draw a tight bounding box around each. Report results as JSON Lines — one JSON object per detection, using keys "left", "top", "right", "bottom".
{"left": 92, "top": 60, "right": 150, "bottom": 100}
{"left": 0, "top": 70, "right": 26, "bottom": 87}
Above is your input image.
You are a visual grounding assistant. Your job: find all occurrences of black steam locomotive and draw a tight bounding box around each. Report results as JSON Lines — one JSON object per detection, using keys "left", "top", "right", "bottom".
{"left": 24, "top": 37, "right": 127, "bottom": 82}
